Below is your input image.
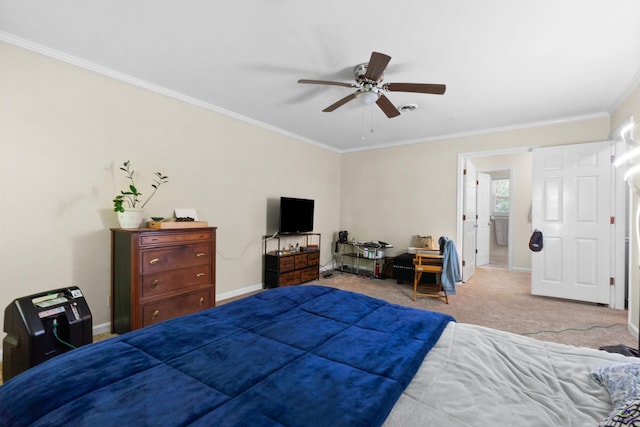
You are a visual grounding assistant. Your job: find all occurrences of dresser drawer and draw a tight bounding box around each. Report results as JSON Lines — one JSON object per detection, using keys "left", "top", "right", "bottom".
{"left": 140, "top": 231, "right": 212, "bottom": 246}
{"left": 300, "top": 266, "right": 319, "bottom": 283}
{"left": 141, "top": 266, "right": 211, "bottom": 298}
{"left": 141, "top": 288, "right": 211, "bottom": 327}
{"left": 307, "top": 251, "right": 320, "bottom": 265}
{"left": 294, "top": 253, "right": 308, "bottom": 269}
{"left": 279, "top": 271, "right": 300, "bottom": 286}
{"left": 279, "top": 256, "right": 295, "bottom": 272}
{"left": 142, "top": 244, "right": 210, "bottom": 274}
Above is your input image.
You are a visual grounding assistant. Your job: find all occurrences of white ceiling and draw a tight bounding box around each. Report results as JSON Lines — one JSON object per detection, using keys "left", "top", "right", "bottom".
{"left": 2, "top": 1, "right": 640, "bottom": 152}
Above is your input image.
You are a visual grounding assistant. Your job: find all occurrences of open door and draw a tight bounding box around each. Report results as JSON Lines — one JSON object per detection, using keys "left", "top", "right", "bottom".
{"left": 462, "top": 159, "right": 477, "bottom": 281}
{"left": 531, "top": 141, "right": 612, "bottom": 304}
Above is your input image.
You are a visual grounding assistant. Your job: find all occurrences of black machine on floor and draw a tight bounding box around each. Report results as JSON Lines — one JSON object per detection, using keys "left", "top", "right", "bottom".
{"left": 3, "top": 286, "right": 92, "bottom": 381}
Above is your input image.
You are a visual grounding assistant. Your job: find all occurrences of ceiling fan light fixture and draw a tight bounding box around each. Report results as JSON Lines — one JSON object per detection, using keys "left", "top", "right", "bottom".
{"left": 357, "top": 91, "right": 378, "bottom": 105}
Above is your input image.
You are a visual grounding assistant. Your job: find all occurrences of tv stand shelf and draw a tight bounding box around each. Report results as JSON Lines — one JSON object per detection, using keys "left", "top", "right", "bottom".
{"left": 263, "top": 233, "right": 321, "bottom": 288}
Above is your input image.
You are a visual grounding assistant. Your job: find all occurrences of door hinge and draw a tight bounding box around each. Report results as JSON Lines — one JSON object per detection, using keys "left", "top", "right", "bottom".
{"left": 610, "top": 216, "right": 615, "bottom": 225}
{"left": 610, "top": 277, "right": 615, "bottom": 286}
{"left": 611, "top": 155, "right": 616, "bottom": 164}
{"left": 463, "top": 214, "right": 466, "bottom": 221}
{"left": 462, "top": 260, "right": 466, "bottom": 267}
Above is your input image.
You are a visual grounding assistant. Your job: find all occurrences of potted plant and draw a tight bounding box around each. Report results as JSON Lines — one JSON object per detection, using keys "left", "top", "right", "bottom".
{"left": 113, "top": 160, "right": 169, "bottom": 228}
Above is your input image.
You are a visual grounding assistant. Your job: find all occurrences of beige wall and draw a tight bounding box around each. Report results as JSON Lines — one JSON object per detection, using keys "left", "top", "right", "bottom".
{"left": 0, "top": 42, "right": 342, "bottom": 336}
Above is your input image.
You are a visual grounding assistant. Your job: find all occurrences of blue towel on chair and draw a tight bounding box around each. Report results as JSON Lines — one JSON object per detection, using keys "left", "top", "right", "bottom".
{"left": 439, "top": 236, "right": 461, "bottom": 295}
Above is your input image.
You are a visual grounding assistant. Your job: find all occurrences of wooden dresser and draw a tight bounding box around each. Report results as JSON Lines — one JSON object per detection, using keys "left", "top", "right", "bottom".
{"left": 111, "top": 227, "right": 216, "bottom": 334}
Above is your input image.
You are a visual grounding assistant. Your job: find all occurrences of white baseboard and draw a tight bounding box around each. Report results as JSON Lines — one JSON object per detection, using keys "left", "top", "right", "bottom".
{"left": 216, "top": 283, "right": 263, "bottom": 302}
{"left": 92, "top": 322, "right": 111, "bottom": 335}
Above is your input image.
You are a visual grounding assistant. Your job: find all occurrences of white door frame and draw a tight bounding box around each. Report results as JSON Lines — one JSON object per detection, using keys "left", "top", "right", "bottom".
{"left": 612, "top": 138, "right": 627, "bottom": 310}
{"left": 462, "top": 159, "right": 477, "bottom": 281}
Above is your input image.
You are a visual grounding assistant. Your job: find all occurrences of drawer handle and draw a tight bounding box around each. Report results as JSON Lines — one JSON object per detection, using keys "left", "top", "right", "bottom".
{"left": 152, "top": 310, "right": 159, "bottom": 319}
{"left": 199, "top": 297, "right": 205, "bottom": 305}
{"left": 196, "top": 252, "right": 206, "bottom": 257}
{"left": 197, "top": 273, "right": 205, "bottom": 277}
{"left": 151, "top": 279, "right": 159, "bottom": 288}
{"left": 149, "top": 258, "right": 160, "bottom": 265}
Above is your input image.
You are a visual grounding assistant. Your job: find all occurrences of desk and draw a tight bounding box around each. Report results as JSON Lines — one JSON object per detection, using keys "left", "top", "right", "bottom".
{"left": 392, "top": 252, "right": 443, "bottom": 284}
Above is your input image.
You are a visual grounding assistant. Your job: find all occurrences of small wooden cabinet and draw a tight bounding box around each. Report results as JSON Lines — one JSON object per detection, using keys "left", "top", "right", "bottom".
{"left": 263, "top": 233, "right": 321, "bottom": 288}
{"left": 111, "top": 227, "right": 216, "bottom": 334}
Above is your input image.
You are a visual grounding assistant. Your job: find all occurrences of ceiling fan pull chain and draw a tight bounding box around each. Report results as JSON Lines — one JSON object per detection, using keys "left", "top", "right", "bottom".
{"left": 370, "top": 103, "right": 375, "bottom": 134}
{"left": 361, "top": 105, "right": 366, "bottom": 141}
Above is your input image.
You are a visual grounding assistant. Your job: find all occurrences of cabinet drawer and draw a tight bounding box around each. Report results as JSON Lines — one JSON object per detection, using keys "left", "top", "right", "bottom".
{"left": 307, "top": 251, "right": 319, "bottom": 265}
{"left": 279, "top": 256, "right": 295, "bottom": 272}
{"left": 142, "top": 288, "right": 211, "bottom": 327}
{"left": 142, "top": 244, "right": 210, "bottom": 274}
{"left": 140, "top": 231, "right": 212, "bottom": 246}
{"left": 142, "top": 266, "right": 211, "bottom": 298}
{"left": 300, "top": 266, "right": 319, "bottom": 283}
{"left": 294, "top": 253, "right": 308, "bottom": 269}
{"left": 279, "top": 271, "right": 300, "bottom": 286}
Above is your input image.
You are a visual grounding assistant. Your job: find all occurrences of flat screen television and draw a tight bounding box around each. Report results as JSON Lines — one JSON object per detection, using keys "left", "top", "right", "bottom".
{"left": 279, "top": 197, "right": 314, "bottom": 234}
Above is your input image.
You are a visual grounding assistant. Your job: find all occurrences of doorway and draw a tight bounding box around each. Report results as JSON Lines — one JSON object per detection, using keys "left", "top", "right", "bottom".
{"left": 482, "top": 171, "right": 511, "bottom": 269}
{"left": 474, "top": 170, "right": 511, "bottom": 270}
{"left": 457, "top": 148, "right": 526, "bottom": 278}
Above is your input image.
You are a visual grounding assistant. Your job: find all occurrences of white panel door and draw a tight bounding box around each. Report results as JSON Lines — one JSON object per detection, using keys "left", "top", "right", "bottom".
{"left": 462, "top": 160, "right": 477, "bottom": 281}
{"left": 531, "top": 141, "right": 612, "bottom": 304}
{"left": 476, "top": 173, "right": 491, "bottom": 266}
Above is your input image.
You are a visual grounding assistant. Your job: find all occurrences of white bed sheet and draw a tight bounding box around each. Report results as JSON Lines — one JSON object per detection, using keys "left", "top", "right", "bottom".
{"left": 385, "top": 322, "right": 631, "bottom": 426}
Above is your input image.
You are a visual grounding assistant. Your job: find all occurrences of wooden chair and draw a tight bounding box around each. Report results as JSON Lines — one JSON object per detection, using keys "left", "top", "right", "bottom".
{"left": 413, "top": 252, "right": 448, "bottom": 304}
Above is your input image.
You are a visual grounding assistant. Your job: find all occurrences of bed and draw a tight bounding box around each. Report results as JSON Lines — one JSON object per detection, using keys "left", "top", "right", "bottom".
{"left": 0, "top": 285, "right": 637, "bottom": 426}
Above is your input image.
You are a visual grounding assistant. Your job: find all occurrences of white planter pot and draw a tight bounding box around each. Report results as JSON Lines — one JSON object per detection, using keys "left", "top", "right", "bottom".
{"left": 117, "top": 208, "right": 145, "bottom": 228}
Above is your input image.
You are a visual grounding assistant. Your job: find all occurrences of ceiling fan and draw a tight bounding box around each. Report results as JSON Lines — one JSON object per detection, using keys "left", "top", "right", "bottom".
{"left": 298, "top": 51, "right": 446, "bottom": 118}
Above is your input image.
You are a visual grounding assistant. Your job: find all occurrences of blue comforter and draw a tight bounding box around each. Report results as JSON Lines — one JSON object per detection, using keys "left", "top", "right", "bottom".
{"left": 0, "top": 285, "right": 454, "bottom": 426}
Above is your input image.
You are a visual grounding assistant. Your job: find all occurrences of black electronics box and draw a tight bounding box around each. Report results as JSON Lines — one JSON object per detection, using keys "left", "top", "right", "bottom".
{"left": 3, "top": 286, "right": 92, "bottom": 381}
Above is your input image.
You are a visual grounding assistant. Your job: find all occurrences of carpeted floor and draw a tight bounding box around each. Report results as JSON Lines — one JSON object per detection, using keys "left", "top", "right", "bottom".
{"left": 1, "top": 266, "right": 635, "bottom": 385}
{"left": 313, "top": 266, "right": 637, "bottom": 350}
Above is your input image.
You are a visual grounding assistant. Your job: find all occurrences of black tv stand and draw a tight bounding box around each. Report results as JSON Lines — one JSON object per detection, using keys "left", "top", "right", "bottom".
{"left": 263, "top": 233, "right": 321, "bottom": 288}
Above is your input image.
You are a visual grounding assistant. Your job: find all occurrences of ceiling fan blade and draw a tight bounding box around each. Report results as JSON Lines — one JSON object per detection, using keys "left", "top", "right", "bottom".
{"left": 298, "top": 79, "right": 355, "bottom": 88}
{"left": 323, "top": 93, "right": 357, "bottom": 112}
{"left": 364, "top": 52, "right": 391, "bottom": 82}
{"left": 385, "top": 83, "right": 446, "bottom": 95}
{"left": 376, "top": 94, "right": 400, "bottom": 118}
